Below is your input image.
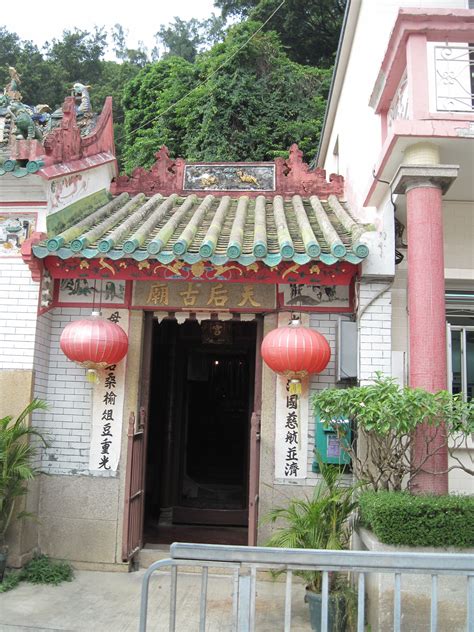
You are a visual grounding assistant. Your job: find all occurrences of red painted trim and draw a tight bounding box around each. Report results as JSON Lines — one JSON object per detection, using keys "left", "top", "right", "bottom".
{"left": 372, "top": 10, "right": 474, "bottom": 115}
{"left": 111, "top": 144, "right": 344, "bottom": 199}
{"left": 37, "top": 152, "right": 116, "bottom": 180}
{"left": 44, "top": 257, "right": 357, "bottom": 287}
{"left": 21, "top": 232, "right": 46, "bottom": 282}
{"left": 406, "top": 34, "right": 429, "bottom": 120}
{"left": 0, "top": 202, "right": 45, "bottom": 207}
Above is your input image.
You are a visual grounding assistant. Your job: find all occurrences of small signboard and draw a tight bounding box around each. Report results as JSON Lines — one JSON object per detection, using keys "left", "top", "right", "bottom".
{"left": 133, "top": 281, "right": 276, "bottom": 311}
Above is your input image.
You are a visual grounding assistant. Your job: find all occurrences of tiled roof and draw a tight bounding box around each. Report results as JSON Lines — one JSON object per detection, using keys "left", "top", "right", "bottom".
{"left": 34, "top": 193, "right": 371, "bottom": 266}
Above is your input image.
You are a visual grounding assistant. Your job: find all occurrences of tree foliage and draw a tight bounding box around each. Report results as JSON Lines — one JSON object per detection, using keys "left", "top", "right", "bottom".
{"left": 214, "top": 0, "right": 347, "bottom": 66}
{"left": 122, "top": 21, "right": 331, "bottom": 170}
{"left": 154, "top": 15, "right": 226, "bottom": 63}
{"left": 0, "top": 26, "right": 144, "bottom": 165}
{"left": 312, "top": 375, "right": 474, "bottom": 491}
{"left": 0, "top": 1, "right": 344, "bottom": 169}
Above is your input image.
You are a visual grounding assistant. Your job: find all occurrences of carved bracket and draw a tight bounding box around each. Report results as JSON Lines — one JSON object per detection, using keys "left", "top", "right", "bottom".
{"left": 21, "top": 231, "right": 47, "bottom": 282}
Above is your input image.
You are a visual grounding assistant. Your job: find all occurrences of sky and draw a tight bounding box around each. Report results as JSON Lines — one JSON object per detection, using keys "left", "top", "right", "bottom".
{"left": 1, "top": 0, "right": 218, "bottom": 54}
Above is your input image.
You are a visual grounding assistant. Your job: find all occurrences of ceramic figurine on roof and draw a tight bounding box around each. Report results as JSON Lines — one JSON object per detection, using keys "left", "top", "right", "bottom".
{"left": 9, "top": 102, "right": 43, "bottom": 141}
{"left": 72, "top": 83, "right": 92, "bottom": 116}
{"left": 0, "top": 92, "right": 13, "bottom": 144}
{"left": 45, "top": 82, "right": 97, "bottom": 138}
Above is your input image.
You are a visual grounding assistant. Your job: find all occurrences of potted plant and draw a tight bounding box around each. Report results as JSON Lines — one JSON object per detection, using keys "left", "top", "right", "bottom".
{"left": 264, "top": 460, "right": 359, "bottom": 631}
{"left": 0, "top": 399, "right": 48, "bottom": 582}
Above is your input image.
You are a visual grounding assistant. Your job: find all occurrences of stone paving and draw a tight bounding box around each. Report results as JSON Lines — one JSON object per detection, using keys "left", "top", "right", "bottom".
{"left": 0, "top": 568, "right": 312, "bottom": 631}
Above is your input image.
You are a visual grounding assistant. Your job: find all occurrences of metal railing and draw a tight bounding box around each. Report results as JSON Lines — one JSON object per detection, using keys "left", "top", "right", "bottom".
{"left": 139, "top": 542, "right": 474, "bottom": 632}
{"left": 435, "top": 44, "right": 474, "bottom": 112}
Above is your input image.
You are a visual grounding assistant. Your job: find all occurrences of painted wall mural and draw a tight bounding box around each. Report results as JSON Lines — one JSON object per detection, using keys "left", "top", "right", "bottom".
{"left": 0, "top": 213, "right": 36, "bottom": 256}
{"left": 184, "top": 164, "right": 276, "bottom": 191}
{"left": 58, "top": 279, "right": 126, "bottom": 304}
{"left": 279, "top": 283, "right": 350, "bottom": 309}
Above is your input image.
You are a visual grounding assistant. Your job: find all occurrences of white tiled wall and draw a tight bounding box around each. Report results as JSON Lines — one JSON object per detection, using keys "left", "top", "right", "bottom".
{"left": 0, "top": 259, "right": 39, "bottom": 369}
{"left": 32, "top": 308, "right": 93, "bottom": 475}
{"left": 307, "top": 313, "right": 340, "bottom": 482}
{"left": 358, "top": 282, "right": 392, "bottom": 384}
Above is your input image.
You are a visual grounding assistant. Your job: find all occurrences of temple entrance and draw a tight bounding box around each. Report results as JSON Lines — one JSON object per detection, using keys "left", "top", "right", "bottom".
{"left": 143, "top": 317, "right": 257, "bottom": 545}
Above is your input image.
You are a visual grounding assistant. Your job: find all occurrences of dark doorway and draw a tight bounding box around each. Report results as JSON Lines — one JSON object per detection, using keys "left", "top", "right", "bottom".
{"left": 144, "top": 318, "right": 256, "bottom": 545}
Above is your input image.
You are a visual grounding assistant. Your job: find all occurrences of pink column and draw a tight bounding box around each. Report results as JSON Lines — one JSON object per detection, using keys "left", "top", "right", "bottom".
{"left": 406, "top": 182, "right": 448, "bottom": 494}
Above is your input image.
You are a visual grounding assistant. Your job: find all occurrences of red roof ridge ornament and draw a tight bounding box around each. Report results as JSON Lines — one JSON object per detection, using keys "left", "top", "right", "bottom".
{"left": 60, "top": 310, "right": 129, "bottom": 383}
{"left": 261, "top": 317, "right": 331, "bottom": 394}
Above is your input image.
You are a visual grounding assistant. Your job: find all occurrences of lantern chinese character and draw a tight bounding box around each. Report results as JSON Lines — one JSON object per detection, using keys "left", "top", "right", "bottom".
{"left": 261, "top": 318, "right": 330, "bottom": 393}
{"left": 60, "top": 311, "right": 128, "bottom": 382}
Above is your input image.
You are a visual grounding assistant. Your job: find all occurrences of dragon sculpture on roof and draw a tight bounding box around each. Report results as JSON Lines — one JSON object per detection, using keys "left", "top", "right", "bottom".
{"left": 0, "top": 70, "right": 98, "bottom": 148}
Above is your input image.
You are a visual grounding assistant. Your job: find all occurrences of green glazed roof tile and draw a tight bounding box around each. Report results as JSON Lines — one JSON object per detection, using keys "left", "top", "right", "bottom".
{"left": 34, "top": 193, "right": 373, "bottom": 265}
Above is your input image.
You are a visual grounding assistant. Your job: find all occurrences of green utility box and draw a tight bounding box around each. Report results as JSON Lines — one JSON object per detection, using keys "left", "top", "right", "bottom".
{"left": 312, "top": 411, "right": 352, "bottom": 472}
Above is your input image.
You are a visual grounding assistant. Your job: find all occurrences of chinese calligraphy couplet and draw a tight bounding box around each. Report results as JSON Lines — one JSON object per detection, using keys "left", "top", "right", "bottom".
{"left": 274, "top": 313, "right": 309, "bottom": 482}
{"left": 89, "top": 308, "right": 129, "bottom": 474}
{"left": 274, "top": 376, "right": 309, "bottom": 481}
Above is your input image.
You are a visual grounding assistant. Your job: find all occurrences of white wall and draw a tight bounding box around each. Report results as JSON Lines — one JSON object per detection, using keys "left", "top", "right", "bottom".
{"left": 444, "top": 201, "right": 474, "bottom": 275}
{"left": 32, "top": 308, "right": 93, "bottom": 475}
{"left": 0, "top": 259, "right": 40, "bottom": 369}
{"left": 322, "top": 0, "right": 467, "bottom": 213}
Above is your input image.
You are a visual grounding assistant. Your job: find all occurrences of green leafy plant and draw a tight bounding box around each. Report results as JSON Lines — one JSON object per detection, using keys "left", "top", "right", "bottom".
{"left": 359, "top": 491, "right": 474, "bottom": 548}
{"left": 263, "top": 459, "right": 359, "bottom": 593}
{"left": 0, "top": 399, "right": 48, "bottom": 581}
{"left": 0, "top": 570, "right": 21, "bottom": 593}
{"left": 312, "top": 375, "right": 474, "bottom": 491}
{"left": 21, "top": 554, "right": 74, "bottom": 585}
{"left": 0, "top": 556, "right": 74, "bottom": 592}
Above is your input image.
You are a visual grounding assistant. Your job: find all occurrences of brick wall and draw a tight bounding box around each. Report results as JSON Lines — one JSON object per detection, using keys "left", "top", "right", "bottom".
{"left": 307, "top": 313, "right": 340, "bottom": 482}
{"left": 358, "top": 281, "right": 392, "bottom": 384}
{"left": 0, "top": 259, "right": 40, "bottom": 369}
{"left": 305, "top": 283, "right": 393, "bottom": 483}
{"left": 32, "top": 308, "right": 93, "bottom": 475}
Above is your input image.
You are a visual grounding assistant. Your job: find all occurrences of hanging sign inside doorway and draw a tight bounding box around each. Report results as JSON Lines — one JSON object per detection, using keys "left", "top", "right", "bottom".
{"left": 89, "top": 308, "right": 129, "bottom": 474}
{"left": 274, "top": 313, "right": 309, "bottom": 482}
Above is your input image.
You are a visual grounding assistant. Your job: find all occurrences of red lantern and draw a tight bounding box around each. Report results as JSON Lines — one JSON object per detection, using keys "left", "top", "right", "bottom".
{"left": 60, "top": 311, "right": 128, "bottom": 382}
{"left": 261, "top": 318, "right": 331, "bottom": 393}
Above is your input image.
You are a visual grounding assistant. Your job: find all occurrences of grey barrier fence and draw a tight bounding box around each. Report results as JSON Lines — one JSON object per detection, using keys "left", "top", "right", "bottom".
{"left": 139, "top": 542, "right": 474, "bottom": 632}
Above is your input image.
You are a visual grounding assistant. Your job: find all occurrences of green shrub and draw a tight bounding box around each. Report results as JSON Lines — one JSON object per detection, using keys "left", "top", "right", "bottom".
{"left": 21, "top": 555, "right": 73, "bottom": 585}
{"left": 0, "top": 570, "right": 21, "bottom": 593}
{"left": 359, "top": 491, "right": 474, "bottom": 548}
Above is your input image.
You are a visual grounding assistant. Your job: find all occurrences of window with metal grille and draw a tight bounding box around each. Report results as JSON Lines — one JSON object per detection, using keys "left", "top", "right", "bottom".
{"left": 446, "top": 291, "right": 474, "bottom": 401}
